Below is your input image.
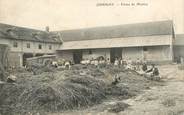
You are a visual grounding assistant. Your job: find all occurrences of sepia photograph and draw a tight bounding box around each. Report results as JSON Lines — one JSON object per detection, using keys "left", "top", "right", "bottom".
{"left": 0, "top": 0, "right": 184, "bottom": 115}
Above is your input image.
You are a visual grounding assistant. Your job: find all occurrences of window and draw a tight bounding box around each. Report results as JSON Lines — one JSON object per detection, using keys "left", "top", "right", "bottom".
{"left": 49, "top": 45, "right": 52, "bottom": 50}
{"left": 13, "top": 41, "right": 18, "bottom": 47}
{"left": 38, "top": 44, "right": 42, "bottom": 49}
{"left": 27, "top": 43, "right": 30, "bottom": 48}
{"left": 143, "top": 47, "right": 148, "bottom": 51}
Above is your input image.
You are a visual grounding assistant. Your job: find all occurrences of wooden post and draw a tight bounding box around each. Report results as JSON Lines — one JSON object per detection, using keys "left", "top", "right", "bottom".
{"left": 0, "top": 45, "right": 9, "bottom": 81}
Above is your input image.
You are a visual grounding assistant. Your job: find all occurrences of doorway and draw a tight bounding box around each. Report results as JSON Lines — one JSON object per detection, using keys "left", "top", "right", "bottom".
{"left": 110, "top": 48, "right": 122, "bottom": 63}
{"left": 73, "top": 50, "right": 82, "bottom": 64}
{"left": 23, "top": 53, "right": 34, "bottom": 66}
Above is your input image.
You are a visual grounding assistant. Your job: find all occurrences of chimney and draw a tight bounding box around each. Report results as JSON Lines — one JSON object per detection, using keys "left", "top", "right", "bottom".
{"left": 45, "top": 26, "right": 50, "bottom": 33}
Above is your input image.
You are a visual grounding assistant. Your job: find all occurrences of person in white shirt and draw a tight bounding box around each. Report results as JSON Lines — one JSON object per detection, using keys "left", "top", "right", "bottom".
{"left": 114, "top": 58, "right": 119, "bottom": 66}
{"left": 126, "top": 58, "right": 133, "bottom": 70}
{"left": 106, "top": 58, "right": 111, "bottom": 65}
{"left": 64, "top": 61, "right": 71, "bottom": 69}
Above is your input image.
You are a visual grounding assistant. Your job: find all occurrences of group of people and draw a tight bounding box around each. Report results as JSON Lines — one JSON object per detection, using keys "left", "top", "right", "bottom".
{"left": 50, "top": 58, "right": 75, "bottom": 69}
{"left": 80, "top": 57, "right": 142, "bottom": 68}
{"left": 54, "top": 56, "right": 160, "bottom": 80}
{"left": 141, "top": 63, "right": 160, "bottom": 79}
{"left": 113, "top": 57, "right": 142, "bottom": 70}
{"left": 112, "top": 58, "right": 160, "bottom": 85}
{"left": 116, "top": 57, "right": 160, "bottom": 78}
{"left": 80, "top": 57, "right": 108, "bottom": 66}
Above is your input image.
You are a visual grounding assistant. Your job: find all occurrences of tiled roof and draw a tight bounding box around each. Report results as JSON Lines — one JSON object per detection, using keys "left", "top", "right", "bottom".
{"left": 0, "top": 23, "right": 62, "bottom": 43}
{"left": 58, "top": 20, "right": 174, "bottom": 42}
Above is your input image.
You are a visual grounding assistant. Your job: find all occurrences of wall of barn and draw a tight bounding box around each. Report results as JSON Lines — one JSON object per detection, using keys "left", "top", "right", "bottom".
{"left": 121, "top": 45, "right": 172, "bottom": 63}
{"left": 173, "top": 46, "right": 184, "bottom": 61}
{"left": 145, "top": 46, "right": 171, "bottom": 62}
{"left": 122, "top": 47, "right": 143, "bottom": 60}
{"left": 82, "top": 49, "right": 110, "bottom": 60}
{"left": 58, "top": 45, "right": 172, "bottom": 63}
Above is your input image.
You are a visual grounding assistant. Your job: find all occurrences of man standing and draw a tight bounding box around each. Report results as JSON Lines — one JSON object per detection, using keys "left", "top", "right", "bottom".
{"left": 126, "top": 58, "right": 133, "bottom": 70}
{"left": 136, "top": 58, "right": 141, "bottom": 71}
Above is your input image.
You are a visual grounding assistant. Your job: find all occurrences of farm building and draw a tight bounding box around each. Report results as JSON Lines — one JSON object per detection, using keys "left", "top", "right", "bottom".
{"left": 174, "top": 34, "right": 184, "bottom": 63}
{"left": 56, "top": 20, "right": 175, "bottom": 64}
{"left": 0, "top": 23, "right": 63, "bottom": 67}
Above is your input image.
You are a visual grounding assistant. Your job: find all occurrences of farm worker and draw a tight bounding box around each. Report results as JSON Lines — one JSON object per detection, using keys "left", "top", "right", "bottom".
{"left": 112, "top": 74, "right": 121, "bottom": 85}
{"left": 81, "top": 59, "right": 87, "bottom": 65}
{"left": 180, "top": 56, "right": 184, "bottom": 64}
{"left": 52, "top": 61, "right": 58, "bottom": 68}
{"left": 64, "top": 61, "right": 71, "bottom": 69}
{"left": 136, "top": 58, "right": 141, "bottom": 71}
{"left": 90, "top": 58, "right": 95, "bottom": 65}
{"left": 106, "top": 58, "right": 111, "bottom": 65}
{"left": 142, "top": 62, "right": 148, "bottom": 72}
{"left": 114, "top": 58, "right": 119, "bottom": 66}
{"left": 120, "top": 58, "right": 123, "bottom": 65}
{"left": 86, "top": 58, "right": 90, "bottom": 65}
{"left": 126, "top": 58, "right": 133, "bottom": 69}
{"left": 121, "top": 58, "right": 127, "bottom": 67}
{"left": 94, "top": 59, "right": 99, "bottom": 66}
{"left": 146, "top": 64, "right": 160, "bottom": 78}
{"left": 7, "top": 74, "right": 17, "bottom": 83}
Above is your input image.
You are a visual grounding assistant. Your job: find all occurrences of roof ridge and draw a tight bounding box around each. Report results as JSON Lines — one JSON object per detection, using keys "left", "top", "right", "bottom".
{"left": 56, "top": 20, "right": 173, "bottom": 32}
{"left": 59, "top": 20, "right": 173, "bottom": 42}
{"left": 0, "top": 22, "right": 44, "bottom": 32}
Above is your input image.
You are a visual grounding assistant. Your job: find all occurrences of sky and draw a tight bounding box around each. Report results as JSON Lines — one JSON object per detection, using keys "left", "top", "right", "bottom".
{"left": 0, "top": 0, "right": 183, "bottom": 33}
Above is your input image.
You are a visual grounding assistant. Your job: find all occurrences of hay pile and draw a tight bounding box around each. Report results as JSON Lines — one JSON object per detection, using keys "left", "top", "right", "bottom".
{"left": 0, "top": 67, "right": 107, "bottom": 114}
{"left": 0, "top": 65, "right": 161, "bottom": 114}
{"left": 17, "top": 81, "right": 106, "bottom": 112}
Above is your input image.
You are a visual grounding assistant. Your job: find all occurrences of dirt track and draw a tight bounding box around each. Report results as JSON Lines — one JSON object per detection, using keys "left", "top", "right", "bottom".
{"left": 121, "top": 65, "right": 184, "bottom": 115}
{"left": 122, "top": 81, "right": 184, "bottom": 115}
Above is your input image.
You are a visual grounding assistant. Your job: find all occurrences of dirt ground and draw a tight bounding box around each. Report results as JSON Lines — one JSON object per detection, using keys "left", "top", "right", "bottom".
{"left": 50, "top": 64, "right": 184, "bottom": 115}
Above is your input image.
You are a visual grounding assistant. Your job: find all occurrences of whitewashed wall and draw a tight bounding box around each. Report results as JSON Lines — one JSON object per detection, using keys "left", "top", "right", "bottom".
{"left": 58, "top": 46, "right": 172, "bottom": 63}
{"left": 9, "top": 40, "right": 61, "bottom": 54}
{"left": 174, "top": 46, "right": 184, "bottom": 57}
{"left": 145, "top": 46, "right": 171, "bottom": 61}
{"left": 8, "top": 52, "right": 23, "bottom": 67}
{"left": 0, "top": 38, "right": 10, "bottom": 45}
{"left": 122, "top": 47, "right": 143, "bottom": 60}
{"left": 122, "top": 46, "right": 171, "bottom": 61}
{"left": 0, "top": 37, "right": 62, "bottom": 66}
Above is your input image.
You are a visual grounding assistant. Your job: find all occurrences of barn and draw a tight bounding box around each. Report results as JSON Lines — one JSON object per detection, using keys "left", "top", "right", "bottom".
{"left": 56, "top": 20, "right": 175, "bottom": 64}
{"left": 174, "top": 34, "right": 184, "bottom": 63}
